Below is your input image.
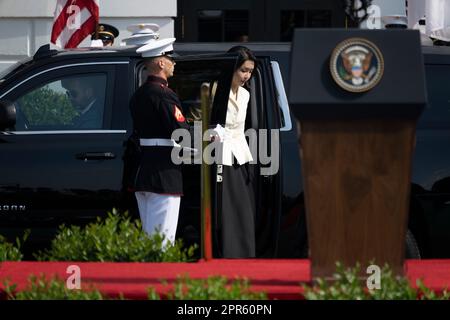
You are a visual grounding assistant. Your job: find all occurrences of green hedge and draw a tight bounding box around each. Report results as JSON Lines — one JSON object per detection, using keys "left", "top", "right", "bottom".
{"left": 0, "top": 231, "right": 29, "bottom": 262}
{"left": 35, "top": 209, "right": 197, "bottom": 262}
{"left": 148, "top": 275, "right": 267, "bottom": 300}
{"left": 3, "top": 275, "right": 104, "bottom": 300}
{"left": 18, "top": 87, "right": 77, "bottom": 126}
{"left": 3, "top": 274, "right": 265, "bottom": 300}
{"left": 303, "top": 262, "right": 450, "bottom": 300}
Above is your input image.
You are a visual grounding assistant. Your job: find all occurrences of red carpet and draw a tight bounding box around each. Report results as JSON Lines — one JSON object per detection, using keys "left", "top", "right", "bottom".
{"left": 405, "top": 260, "right": 450, "bottom": 293}
{"left": 0, "top": 259, "right": 449, "bottom": 299}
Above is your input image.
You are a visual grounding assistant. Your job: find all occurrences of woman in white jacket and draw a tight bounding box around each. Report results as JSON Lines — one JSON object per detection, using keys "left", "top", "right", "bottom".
{"left": 212, "top": 46, "right": 257, "bottom": 258}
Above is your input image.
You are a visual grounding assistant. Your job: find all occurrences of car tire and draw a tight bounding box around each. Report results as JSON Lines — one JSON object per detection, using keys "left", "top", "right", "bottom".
{"left": 405, "top": 229, "right": 421, "bottom": 259}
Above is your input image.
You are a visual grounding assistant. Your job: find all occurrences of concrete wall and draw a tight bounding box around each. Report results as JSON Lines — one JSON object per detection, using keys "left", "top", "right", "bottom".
{"left": 0, "top": 0, "right": 177, "bottom": 72}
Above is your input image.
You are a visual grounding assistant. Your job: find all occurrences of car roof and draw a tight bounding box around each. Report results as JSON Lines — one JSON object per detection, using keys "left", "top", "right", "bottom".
{"left": 422, "top": 45, "right": 450, "bottom": 55}
{"left": 30, "top": 42, "right": 291, "bottom": 59}
{"left": 34, "top": 42, "right": 449, "bottom": 61}
{"left": 421, "top": 45, "right": 450, "bottom": 63}
{"left": 2, "top": 42, "right": 450, "bottom": 85}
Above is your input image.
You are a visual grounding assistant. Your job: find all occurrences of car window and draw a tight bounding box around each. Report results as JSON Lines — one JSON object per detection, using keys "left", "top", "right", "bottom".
{"left": 13, "top": 73, "right": 107, "bottom": 131}
{"left": 170, "top": 69, "right": 222, "bottom": 125}
{"left": 138, "top": 60, "right": 234, "bottom": 126}
{"left": 418, "top": 65, "right": 450, "bottom": 128}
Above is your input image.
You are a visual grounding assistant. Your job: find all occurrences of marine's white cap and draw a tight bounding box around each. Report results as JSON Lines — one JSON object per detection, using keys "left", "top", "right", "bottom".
{"left": 122, "top": 35, "right": 158, "bottom": 46}
{"left": 382, "top": 15, "right": 408, "bottom": 29}
{"left": 128, "top": 23, "right": 160, "bottom": 35}
{"left": 136, "top": 37, "right": 176, "bottom": 58}
{"left": 121, "top": 23, "right": 160, "bottom": 46}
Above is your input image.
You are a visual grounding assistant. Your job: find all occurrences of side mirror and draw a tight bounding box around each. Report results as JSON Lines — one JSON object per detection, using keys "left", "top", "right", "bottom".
{"left": 0, "top": 100, "right": 17, "bottom": 130}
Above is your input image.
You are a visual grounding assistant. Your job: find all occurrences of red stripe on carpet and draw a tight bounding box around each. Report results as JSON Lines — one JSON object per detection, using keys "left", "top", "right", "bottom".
{"left": 405, "top": 260, "right": 450, "bottom": 293}
{"left": 1, "top": 259, "right": 449, "bottom": 299}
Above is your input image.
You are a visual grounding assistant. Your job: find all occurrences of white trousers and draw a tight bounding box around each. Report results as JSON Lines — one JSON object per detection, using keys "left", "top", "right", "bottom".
{"left": 135, "top": 191, "right": 180, "bottom": 245}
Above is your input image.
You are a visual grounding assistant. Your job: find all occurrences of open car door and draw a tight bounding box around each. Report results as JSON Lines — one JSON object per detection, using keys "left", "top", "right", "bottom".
{"left": 138, "top": 53, "right": 283, "bottom": 258}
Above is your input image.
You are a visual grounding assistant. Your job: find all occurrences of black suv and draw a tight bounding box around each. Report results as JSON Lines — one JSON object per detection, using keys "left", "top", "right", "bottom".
{"left": 0, "top": 43, "right": 299, "bottom": 258}
{"left": 408, "top": 45, "right": 450, "bottom": 258}
{"left": 0, "top": 42, "right": 449, "bottom": 259}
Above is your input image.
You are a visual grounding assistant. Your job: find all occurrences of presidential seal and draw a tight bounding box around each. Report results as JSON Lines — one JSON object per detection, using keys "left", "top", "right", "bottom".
{"left": 330, "top": 38, "right": 384, "bottom": 93}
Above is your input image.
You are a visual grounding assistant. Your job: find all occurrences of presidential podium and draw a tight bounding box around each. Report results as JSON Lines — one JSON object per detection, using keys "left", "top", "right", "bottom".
{"left": 289, "top": 29, "right": 427, "bottom": 278}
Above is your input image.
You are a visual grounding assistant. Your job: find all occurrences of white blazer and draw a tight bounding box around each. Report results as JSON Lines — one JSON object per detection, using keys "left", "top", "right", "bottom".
{"left": 219, "top": 86, "right": 254, "bottom": 166}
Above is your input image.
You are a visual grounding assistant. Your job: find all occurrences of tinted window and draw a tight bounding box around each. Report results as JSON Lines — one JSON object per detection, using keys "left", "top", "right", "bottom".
{"left": 13, "top": 73, "right": 107, "bottom": 131}
{"left": 197, "top": 10, "right": 249, "bottom": 42}
{"left": 418, "top": 65, "right": 450, "bottom": 128}
{"left": 281, "top": 10, "right": 332, "bottom": 41}
{"left": 138, "top": 61, "right": 234, "bottom": 126}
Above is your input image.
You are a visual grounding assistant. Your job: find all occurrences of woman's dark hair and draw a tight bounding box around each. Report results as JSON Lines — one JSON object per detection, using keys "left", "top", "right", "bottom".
{"left": 227, "top": 45, "right": 257, "bottom": 71}
{"left": 211, "top": 46, "right": 256, "bottom": 125}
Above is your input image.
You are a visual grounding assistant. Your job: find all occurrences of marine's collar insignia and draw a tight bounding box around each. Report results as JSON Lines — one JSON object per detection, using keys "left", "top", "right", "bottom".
{"left": 330, "top": 38, "right": 384, "bottom": 93}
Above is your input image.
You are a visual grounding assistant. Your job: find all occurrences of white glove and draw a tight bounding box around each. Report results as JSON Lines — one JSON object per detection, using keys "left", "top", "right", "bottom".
{"left": 211, "top": 124, "right": 226, "bottom": 142}
{"left": 173, "top": 142, "right": 199, "bottom": 159}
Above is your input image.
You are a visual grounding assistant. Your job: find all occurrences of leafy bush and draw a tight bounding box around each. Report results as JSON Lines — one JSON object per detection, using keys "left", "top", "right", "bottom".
{"left": 3, "top": 275, "right": 103, "bottom": 300}
{"left": 148, "top": 275, "right": 267, "bottom": 300}
{"left": 0, "top": 231, "right": 29, "bottom": 262}
{"left": 35, "top": 209, "right": 197, "bottom": 262}
{"left": 3, "top": 275, "right": 265, "bottom": 300}
{"left": 303, "top": 262, "right": 450, "bottom": 300}
{"left": 18, "top": 87, "right": 77, "bottom": 126}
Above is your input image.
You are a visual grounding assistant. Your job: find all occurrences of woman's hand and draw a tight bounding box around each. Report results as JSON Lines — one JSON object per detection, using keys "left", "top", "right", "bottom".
{"left": 210, "top": 124, "right": 225, "bottom": 142}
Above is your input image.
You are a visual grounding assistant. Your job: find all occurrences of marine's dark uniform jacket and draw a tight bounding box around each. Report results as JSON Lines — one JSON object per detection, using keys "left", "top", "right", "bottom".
{"left": 129, "top": 75, "right": 189, "bottom": 195}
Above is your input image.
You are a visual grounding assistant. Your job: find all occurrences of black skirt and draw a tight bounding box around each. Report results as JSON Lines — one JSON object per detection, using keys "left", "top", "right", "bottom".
{"left": 214, "top": 162, "right": 256, "bottom": 258}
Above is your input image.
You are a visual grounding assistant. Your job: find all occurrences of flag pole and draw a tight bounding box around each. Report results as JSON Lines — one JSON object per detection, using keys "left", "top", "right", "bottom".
{"left": 201, "top": 85, "right": 213, "bottom": 261}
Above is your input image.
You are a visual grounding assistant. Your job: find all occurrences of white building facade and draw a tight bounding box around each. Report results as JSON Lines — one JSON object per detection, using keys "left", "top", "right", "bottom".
{"left": 0, "top": 0, "right": 177, "bottom": 71}
{"left": 0, "top": 0, "right": 412, "bottom": 72}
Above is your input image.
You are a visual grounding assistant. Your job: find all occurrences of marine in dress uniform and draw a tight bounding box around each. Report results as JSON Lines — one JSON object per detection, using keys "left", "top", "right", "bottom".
{"left": 129, "top": 38, "right": 189, "bottom": 244}
{"left": 91, "top": 23, "right": 119, "bottom": 47}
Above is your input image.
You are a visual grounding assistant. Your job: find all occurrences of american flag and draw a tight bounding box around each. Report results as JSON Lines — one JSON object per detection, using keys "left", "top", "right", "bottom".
{"left": 51, "top": 0, "right": 99, "bottom": 48}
